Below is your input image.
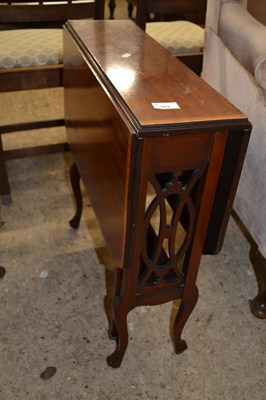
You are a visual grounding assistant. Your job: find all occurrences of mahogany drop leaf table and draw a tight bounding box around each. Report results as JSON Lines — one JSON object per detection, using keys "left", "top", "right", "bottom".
{"left": 63, "top": 20, "right": 251, "bottom": 368}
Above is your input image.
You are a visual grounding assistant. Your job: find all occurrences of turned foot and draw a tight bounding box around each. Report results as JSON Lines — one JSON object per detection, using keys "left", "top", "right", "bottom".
{"left": 106, "top": 351, "right": 124, "bottom": 368}
{"left": 69, "top": 163, "right": 83, "bottom": 229}
{"left": 106, "top": 316, "right": 128, "bottom": 369}
{"left": 249, "top": 245, "right": 266, "bottom": 319}
{"left": 107, "top": 331, "right": 128, "bottom": 368}
{"left": 250, "top": 296, "right": 266, "bottom": 319}
{"left": 174, "top": 339, "right": 188, "bottom": 354}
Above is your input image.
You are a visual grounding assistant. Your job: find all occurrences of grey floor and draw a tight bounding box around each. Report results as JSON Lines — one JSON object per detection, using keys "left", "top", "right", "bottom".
{"left": 0, "top": 2, "right": 265, "bottom": 399}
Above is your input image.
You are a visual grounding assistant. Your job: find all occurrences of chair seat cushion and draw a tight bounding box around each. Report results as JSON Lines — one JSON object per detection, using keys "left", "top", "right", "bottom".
{"left": 146, "top": 21, "right": 204, "bottom": 54}
{"left": 0, "top": 29, "right": 62, "bottom": 69}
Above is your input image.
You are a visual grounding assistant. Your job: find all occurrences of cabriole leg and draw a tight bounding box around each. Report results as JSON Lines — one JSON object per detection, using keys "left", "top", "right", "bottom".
{"left": 106, "top": 267, "right": 131, "bottom": 368}
{"left": 249, "top": 245, "right": 266, "bottom": 318}
{"left": 69, "top": 163, "right": 83, "bottom": 229}
{"left": 106, "top": 301, "right": 130, "bottom": 368}
{"left": 171, "top": 284, "right": 199, "bottom": 353}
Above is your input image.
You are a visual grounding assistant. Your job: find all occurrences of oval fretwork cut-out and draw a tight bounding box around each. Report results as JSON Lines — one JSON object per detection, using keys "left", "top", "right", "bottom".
{"left": 139, "top": 168, "right": 205, "bottom": 290}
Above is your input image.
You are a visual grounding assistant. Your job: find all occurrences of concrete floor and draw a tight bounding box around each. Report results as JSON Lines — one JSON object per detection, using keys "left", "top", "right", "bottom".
{"left": 0, "top": 2, "right": 265, "bottom": 399}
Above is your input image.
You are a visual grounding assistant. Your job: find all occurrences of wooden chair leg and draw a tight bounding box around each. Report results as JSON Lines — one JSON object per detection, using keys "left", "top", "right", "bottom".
{"left": 128, "top": 3, "right": 134, "bottom": 18}
{"left": 108, "top": 0, "right": 116, "bottom": 19}
{"left": 0, "top": 134, "right": 12, "bottom": 205}
{"left": 249, "top": 244, "right": 266, "bottom": 318}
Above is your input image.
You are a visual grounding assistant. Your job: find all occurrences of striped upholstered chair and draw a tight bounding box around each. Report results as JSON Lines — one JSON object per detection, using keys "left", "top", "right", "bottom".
{"left": 0, "top": 0, "right": 104, "bottom": 204}
{"left": 130, "top": 0, "right": 207, "bottom": 75}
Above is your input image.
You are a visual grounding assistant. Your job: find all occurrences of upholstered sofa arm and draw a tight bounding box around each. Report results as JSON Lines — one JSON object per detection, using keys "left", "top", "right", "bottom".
{"left": 218, "top": 2, "right": 266, "bottom": 90}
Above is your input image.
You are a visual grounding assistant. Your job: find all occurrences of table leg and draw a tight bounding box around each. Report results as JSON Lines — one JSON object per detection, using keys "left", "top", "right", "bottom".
{"left": 69, "top": 163, "right": 83, "bottom": 229}
{"left": 106, "top": 301, "right": 130, "bottom": 368}
{"left": 106, "top": 268, "right": 132, "bottom": 368}
{"left": 171, "top": 284, "right": 199, "bottom": 353}
{"left": 249, "top": 245, "right": 266, "bottom": 318}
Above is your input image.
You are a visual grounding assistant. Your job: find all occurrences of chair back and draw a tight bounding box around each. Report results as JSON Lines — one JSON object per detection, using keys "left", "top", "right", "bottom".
{"left": 136, "top": 0, "right": 207, "bottom": 30}
{"left": 0, "top": 0, "right": 104, "bottom": 29}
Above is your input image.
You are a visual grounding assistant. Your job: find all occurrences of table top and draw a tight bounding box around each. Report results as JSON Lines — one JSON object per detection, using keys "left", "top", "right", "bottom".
{"left": 63, "top": 19, "right": 251, "bottom": 263}
{"left": 65, "top": 19, "right": 248, "bottom": 136}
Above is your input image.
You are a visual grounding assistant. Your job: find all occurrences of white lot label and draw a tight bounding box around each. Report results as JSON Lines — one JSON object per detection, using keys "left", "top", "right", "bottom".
{"left": 152, "top": 102, "right": 180, "bottom": 110}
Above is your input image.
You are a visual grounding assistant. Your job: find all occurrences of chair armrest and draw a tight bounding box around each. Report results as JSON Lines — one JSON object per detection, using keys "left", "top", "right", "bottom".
{"left": 205, "top": 0, "right": 222, "bottom": 34}
{"left": 205, "top": 1, "right": 248, "bottom": 34}
{"left": 218, "top": 2, "right": 266, "bottom": 90}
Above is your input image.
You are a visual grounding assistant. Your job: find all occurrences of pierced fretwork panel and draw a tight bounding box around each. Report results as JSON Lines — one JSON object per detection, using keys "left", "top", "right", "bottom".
{"left": 138, "top": 168, "right": 206, "bottom": 291}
